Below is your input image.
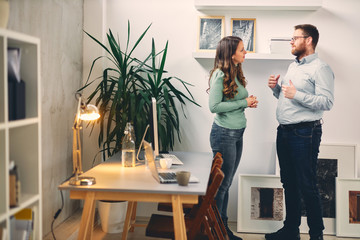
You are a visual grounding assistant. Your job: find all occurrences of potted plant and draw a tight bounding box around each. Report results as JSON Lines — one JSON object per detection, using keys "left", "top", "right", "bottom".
{"left": 81, "top": 21, "right": 199, "bottom": 232}
{"left": 80, "top": 21, "right": 199, "bottom": 159}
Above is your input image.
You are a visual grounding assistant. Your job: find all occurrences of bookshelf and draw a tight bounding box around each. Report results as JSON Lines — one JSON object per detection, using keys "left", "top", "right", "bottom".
{"left": 0, "top": 29, "right": 42, "bottom": 239}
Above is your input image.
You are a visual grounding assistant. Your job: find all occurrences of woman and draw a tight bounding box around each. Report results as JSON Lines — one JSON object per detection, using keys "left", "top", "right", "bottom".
{"left": 209, "top": 36, "right": 258, "bottom": 240}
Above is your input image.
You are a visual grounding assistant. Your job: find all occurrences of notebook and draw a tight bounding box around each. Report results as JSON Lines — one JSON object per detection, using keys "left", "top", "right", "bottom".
{"left": 143, "top": 140, "right": 198, "bottom": 184}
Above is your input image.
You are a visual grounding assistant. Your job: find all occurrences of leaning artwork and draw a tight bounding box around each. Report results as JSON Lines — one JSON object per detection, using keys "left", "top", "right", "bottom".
{"left": 197, "top": 16, "right": 224, "bottom": 51}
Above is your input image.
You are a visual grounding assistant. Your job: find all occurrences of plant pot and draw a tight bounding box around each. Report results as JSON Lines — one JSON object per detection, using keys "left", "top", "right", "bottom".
{"left": 98, "top": 200, "right": 128, "bottom": 233}
{"left": 0, "top": 0, "right": 9, "bottom": 28}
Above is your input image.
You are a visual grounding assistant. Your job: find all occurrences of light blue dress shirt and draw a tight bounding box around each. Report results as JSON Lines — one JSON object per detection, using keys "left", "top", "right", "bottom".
{"left": 272, "top": 53, "right": 334, "bottom": 125}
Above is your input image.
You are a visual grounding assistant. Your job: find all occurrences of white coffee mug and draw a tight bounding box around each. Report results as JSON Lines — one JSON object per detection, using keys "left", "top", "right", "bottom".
{"left": 159, "top": 158, "right": 172, "bottom": 169}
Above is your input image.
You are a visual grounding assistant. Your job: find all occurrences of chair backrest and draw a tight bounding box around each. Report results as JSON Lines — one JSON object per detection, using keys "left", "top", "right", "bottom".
{"left": 187, "top": 152, "right": 223, "bottom": 216}
{"left": 187, "top": 167, "right": 224, "bottom": 239}
{"left": 211, "top": 152, "right": 223, "bottom": 174}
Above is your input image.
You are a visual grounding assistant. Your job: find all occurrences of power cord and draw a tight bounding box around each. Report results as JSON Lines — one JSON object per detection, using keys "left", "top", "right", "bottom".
{"left": 51, "top": 174, "right": 74, "bottom": 240}
{"left": 51, "top": 189, "right": 64, "bottom": 240}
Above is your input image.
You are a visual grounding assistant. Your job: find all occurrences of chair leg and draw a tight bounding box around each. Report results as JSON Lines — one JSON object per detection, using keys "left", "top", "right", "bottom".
{"left": 207, "top": 207, "right": 225, "bottom": 240}
{"left": 201, "top": 214, "right": 215, "bottom": 240}
{"left": 211, "top": 201, "right": 229, "bottom": 240}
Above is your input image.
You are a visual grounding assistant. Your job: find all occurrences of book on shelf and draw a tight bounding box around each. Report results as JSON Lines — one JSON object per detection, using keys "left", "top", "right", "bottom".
{"left": 9, "top": 161, "right": 20, "bottom": 208}
{"left": 10, "top": 208, "right": 34, "bottom": 240}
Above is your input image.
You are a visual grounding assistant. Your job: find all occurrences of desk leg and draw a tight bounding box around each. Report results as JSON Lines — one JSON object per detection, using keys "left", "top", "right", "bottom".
{"left": 172, "top": 195, "right": 187, "bottom": 240}
{"left": 121, "top": 201, "right": 136, "bottom": 240}
{"left": 77, "top": 192, "right": 96, "bottom": 240}
{"left": 129, "top": 201, "right": 137, "bottom": 232}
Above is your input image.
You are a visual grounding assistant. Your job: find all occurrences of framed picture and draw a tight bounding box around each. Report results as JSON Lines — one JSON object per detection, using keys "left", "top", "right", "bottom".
{"left": 336, "top": 178, "right": 360, "bottom": 237}
{"left": 237, "top": 174, "right": 285, "bottom": 233}
{"left": 231, "top": 18, "right": 256, "bottom": 53}
{"left": 274, "top": 143, "right": 357, "bottom": 234}
{"left": 197, "top": 16, "right": 224, "bottom": 51}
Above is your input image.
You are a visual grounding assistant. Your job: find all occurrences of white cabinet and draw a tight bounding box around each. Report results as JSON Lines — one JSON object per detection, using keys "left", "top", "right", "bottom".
{"left": 0, "top": 29, "right": 42, "bottom": 239}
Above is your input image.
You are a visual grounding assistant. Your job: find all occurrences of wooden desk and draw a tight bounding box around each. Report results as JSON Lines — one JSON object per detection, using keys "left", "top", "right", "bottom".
{"left": 59, "top": 151, "right": 212, "bottom": 240}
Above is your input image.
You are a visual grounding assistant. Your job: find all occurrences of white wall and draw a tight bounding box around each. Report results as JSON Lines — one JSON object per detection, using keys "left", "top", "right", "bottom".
{"left": 83, "top": 0, "right": 360, "bottom": 221}
{"left": 8, "top": 0, "right": 84, "bottom": 235}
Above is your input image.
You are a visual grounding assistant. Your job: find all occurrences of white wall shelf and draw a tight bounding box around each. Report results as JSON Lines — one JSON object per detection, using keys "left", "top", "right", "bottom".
{"left": 7, "top": 118, "right": 38, "bottom": 129}
{"left": 193, "top": 51, "right": 294, "bottom": 60}
{"left": 0, "top": 29, "right": 42, "bottom": 240}
{"left": 194, "top": 0, "right": 322, "bottom": 11}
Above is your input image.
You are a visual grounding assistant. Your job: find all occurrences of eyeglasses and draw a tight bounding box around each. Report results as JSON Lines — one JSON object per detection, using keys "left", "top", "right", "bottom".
{"left": 291, "top": 36, "right": 309, "bottom": 41}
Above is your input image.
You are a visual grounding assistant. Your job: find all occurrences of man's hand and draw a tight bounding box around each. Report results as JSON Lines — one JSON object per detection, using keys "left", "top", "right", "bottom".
{"left": 268, "top": 74, "right": 280, "bottom": 89}
{"left": 281, "top": 80, "right": 297, "bottom": 99}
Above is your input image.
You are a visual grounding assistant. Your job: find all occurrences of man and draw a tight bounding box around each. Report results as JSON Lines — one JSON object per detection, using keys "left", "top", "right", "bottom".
{"left": 266, "top": 24, "right": 334, "bottom": 240}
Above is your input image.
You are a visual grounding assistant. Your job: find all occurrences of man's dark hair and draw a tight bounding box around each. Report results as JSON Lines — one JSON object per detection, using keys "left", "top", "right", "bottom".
{"left": 295, "top": 24, "right": 319, "bottom": 49}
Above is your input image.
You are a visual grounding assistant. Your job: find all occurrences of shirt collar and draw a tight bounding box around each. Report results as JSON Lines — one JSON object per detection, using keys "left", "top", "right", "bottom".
{"left": 295, "top": 53, "right": 318, "bottom": 65}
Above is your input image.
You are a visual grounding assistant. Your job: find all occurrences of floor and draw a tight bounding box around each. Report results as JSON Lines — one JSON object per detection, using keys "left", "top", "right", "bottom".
{"left": 44, "top": 209, "right": 360, "bottom": 240}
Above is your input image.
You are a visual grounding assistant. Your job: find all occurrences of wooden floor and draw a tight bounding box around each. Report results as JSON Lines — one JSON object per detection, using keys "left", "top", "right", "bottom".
{"left": 44, "top": 209, "right": 360, "bottom": 240}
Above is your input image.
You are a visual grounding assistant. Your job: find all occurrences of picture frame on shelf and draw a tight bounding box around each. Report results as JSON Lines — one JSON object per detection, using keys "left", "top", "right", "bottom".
{"left": 231, "top": 18, "right": 256, "bottom": 53}
{"left": 336, "top": 178, "right": 360, "bottom": 237}
{"left": 237, "top": 174, "right": 285, "bottom": 233}
{"left": 197, "top": 16, "right": 224, "bottom": 52}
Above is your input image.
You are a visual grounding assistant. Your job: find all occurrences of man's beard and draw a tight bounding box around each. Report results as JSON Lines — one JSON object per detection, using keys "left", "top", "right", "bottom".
{"left": 292, "top": 47, "right": 306, "bottom": 57}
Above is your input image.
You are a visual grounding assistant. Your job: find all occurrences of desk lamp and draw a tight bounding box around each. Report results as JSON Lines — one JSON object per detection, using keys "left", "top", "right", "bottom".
{"left": 69, "top": 93, "right": 100, "bottom": 186}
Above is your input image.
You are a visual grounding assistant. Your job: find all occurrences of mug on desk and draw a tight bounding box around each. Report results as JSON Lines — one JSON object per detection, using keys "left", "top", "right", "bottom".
{"left": 176, "top": 171, "right": 191, "bottom": 186}
{"left": 159, "top": 158, "right": 172, "bottom": 169}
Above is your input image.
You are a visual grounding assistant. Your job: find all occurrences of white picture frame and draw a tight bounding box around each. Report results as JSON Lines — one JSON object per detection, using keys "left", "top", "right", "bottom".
{"left": 197, "top": 16, "right": 225, "bottom": 52}
{"left": 237, "top": 174, "right": 285, "bottom": 233}
{"left": 336, "top": 178, "right": 360, "bottom": 237}
{"left": 274, "top": 143, "right": 357, "bottom": 235}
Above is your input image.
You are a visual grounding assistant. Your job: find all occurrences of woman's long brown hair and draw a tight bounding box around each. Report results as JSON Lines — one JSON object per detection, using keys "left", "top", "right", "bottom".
{"left": 207, "top": 36, "right": 247, "bottom": 99}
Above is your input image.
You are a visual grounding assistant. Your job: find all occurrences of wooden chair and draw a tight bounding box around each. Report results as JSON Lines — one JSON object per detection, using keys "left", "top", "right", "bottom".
{"left": 145, "top": 166, "right": 225, "bottom": 240}
{"left": 155, "top": 152, "right": 229, "bottom": 240}
{"left": 185, "top": 153, "right": 228, "bottom": 240}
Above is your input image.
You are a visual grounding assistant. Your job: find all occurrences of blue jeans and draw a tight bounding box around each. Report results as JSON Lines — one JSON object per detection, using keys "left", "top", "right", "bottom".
{"left": 277, "top": 122, "right": 324, "bottom": 236}
{"left": 210, "top": 122, "right": 245, "bottom": 221}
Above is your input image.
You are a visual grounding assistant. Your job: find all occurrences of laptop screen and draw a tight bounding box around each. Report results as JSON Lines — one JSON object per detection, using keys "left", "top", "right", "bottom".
{"left": 143, "top": 140, "right": 161, "bottom": 182}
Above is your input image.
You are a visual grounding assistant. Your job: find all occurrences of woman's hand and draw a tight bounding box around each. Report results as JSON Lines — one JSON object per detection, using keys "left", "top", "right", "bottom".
{"left": 246, "top": 95, "right": 258, "bottom": 108}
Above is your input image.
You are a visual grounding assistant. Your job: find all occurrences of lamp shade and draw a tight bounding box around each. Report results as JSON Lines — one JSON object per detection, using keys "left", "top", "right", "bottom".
{"left": 79, "top": 104, "right": 100, "bottom": 121}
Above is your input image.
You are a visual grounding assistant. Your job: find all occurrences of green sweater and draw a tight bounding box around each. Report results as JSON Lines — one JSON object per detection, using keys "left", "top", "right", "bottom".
{"left": 209, "top": 69, "right": 248, "bottom": 129}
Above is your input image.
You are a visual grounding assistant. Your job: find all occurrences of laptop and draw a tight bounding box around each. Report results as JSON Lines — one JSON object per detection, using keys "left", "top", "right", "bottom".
{"left": 143, "top": 140, "right": 199, "bottom": 184}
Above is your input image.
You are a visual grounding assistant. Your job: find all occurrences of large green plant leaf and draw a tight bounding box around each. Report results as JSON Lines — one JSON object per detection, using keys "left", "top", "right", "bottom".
{"left": 80, "top": 22, "right": 200, "bottom": 159}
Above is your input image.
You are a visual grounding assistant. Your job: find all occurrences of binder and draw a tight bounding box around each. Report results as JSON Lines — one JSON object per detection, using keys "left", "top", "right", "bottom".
{"left": 8, "top": 80, "right": 26, "bottom": 120}
{"left": 7, "top": 47, "right": 25, "bottom": 120}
